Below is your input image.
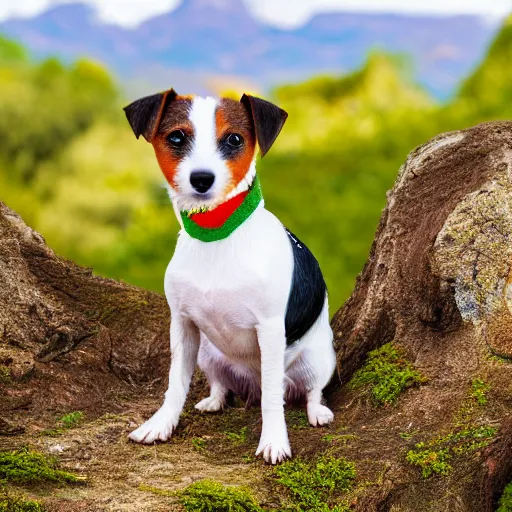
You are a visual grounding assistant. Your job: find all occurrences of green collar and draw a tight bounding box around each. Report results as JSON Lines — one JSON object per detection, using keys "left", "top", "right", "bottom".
{"left": 180, "top": 176, "right": 263, "bottom": 242}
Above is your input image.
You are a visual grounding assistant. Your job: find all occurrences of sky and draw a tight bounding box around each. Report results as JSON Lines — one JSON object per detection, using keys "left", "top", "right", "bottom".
{"left": 0, "top": 0, "right": 510, "bottom": 28}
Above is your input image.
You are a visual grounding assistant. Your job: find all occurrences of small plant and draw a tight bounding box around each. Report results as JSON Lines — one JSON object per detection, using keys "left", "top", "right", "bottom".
{"left": 497, "top": 482, "right": 512, "bottom": 511}
{"left": 406, "top": 425, "right": 497, "bottom": 478}
{"left": 191, "top": 437, "right": 207, "bottom": 452}
{"left": 286, "top": 409, "right": 309, "bottom": 430}
{"left": 0, "top": 448, "right": 84, "bottom": 484}
{"left": 40, "top": 411, "right": 85, "bottom": 436}
{"left": 349, "top": 343, "right": 425, "bottom": 406}
{"left": 225, "top": 427, "right": 248, "bottom": 445}
{"left": 405, "top": 447, "right": 452, "bottom": 478}
{"left": 0, "top": 491, "right": 46, "bottom": 512}
{"left": 57, "top": 411, "right": 84, "bottom": 429}
{"left": 470, "top": 378, "right": 490, "bottom": 406}
{"left": 179, "top": 480, "right": 262, "bottom": 512}
{"left": 274, "top": 455, "right": 356, "bottom": 510}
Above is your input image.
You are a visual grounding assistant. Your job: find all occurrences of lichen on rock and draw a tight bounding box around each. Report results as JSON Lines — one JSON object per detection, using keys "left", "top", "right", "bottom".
{"left": 433, "top": 157, "right": 512, "bottom": 323}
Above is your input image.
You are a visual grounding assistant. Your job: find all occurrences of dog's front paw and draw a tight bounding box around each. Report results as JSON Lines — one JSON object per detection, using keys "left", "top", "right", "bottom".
{"left": 195, "top": 395, "right": 224, "bottom": 413}
{"left": 307, "top": 404, "right": 334, "bottom": 427}
{"left": 256, "top": 434, "right": 291, "bottom": 464}
{"left": 128, "top": 407, "right": 177, "bottom": 444}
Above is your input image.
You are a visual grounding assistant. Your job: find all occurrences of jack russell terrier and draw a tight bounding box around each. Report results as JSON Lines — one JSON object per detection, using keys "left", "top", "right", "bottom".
{"left": 124, "top": 89, "right": 336, "bottom": 464}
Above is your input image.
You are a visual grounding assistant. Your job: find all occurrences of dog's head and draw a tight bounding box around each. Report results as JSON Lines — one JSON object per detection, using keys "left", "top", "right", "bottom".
{"left": 124, "top": 90, "right": 287, "bottom": 210}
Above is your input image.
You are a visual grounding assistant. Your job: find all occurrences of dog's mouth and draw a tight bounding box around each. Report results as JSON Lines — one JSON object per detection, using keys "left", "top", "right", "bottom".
{"left": 179, "top": 168, "right": 257, "bottom": 215}
{"left": 186, "top": 203, "right": 214, "bottom": 216}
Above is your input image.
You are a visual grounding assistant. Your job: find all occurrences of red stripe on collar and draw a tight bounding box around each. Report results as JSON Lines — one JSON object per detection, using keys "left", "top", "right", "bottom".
{"left": 190, "top": 190, "right": 249, "bottom": 229}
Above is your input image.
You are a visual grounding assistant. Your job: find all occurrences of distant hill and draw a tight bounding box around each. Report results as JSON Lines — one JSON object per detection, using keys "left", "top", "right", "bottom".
{"left": 0, "top": 0, "right": 501, "bottom": 98}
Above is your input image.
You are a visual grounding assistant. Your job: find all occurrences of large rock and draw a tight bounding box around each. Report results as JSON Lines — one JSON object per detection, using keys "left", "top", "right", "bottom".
{"left": 0, "top": 201, "right": 170, "bottom": 417}
{"left": 331, "top": 121, "right": 512, "bottom": 511}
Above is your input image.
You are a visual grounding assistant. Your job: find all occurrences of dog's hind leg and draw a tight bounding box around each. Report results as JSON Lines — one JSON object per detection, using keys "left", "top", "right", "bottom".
{"left": 292, "top": 298, "right": 336, "bottom": 427}
{"left": 195, "top": 336, "right": 228, "bottom": 413}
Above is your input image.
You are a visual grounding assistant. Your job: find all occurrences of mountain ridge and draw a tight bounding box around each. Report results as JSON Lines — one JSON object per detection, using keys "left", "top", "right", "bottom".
{"left": 0, "top": 1, "right": 500, "bottom": 98}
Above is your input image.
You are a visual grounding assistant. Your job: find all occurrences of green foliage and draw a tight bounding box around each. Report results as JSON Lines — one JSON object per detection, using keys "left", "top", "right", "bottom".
{"left": 179, "top": 480, "right": 262, "bottom": 512}
{"left": 497, "top": 482, "right": 512, "bottom": 512}
{"left": 40, "top": 411, "right": 85, "bottom": 436}
{"left": 0, "top": 448, "right": 83, "bottom": 484}
{"left": 349, "top": 343, "right": 425, "bottom": 406}
{"left": 0, "top": 51, "right": 118, "bottom": 185}
{"left": 274, "top": 455, "right": 355, "bottom": 511}
{"left": 471, "top": 378, "right": 490, "bottom": 406}
{"left": 286, "top": 409, "right": 309, "bottom": 430}
{"left": 1, "top": 17, "right": 511, "bottom": 311}
{"left": 0, "top": 366, "right": 11, "bottom": 384}
{"left": 405, "top": 448, "right": 452, "bottom": 478}
{"left": 0, "top": 36, "right": 28, "bottom": 63}
{"left": 138, "top": 483, "right": 174, "bottom": 497}
{"left": 321, "top": 433, "right": 356, "bottom": 445}
{"left": 457, "top": 15, "right": 512, "bottom": 119}
{"left": 57, "top": 411, "right": 84, "bottom": 429}
{"left": 191, "top": 437, "right": 207, "bottom": 452}
{"left": 406, "top": 425, "right": 498, "bottom": 478}
{"left": 0, "top": 490, "right": 45, "bottom": 512}
{"left": 225, "top": 427, "right": 248, "bottom": 445}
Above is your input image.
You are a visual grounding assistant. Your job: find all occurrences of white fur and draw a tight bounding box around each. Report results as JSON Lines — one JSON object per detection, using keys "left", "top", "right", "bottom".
{"left": 129, "top": 97, "right": 336, "bottom": 464}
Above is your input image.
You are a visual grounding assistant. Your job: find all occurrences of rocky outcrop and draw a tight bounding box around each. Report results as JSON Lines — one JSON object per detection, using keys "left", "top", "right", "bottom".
{"left": 0, "top": 201, "right": 170, "bottom": 419}
{"left": 331, "top": 121, "right": 512, "bottom": 511}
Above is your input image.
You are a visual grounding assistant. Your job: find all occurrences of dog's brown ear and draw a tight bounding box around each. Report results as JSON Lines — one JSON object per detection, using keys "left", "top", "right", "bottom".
{"left": 240, "top": 94, "right": 287, "bottom": 157}
{"left": 124, "top": 88, "right": 178, "bottom": 142}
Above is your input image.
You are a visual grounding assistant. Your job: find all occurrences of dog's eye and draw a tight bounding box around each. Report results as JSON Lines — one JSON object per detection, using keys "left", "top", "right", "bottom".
{"left": 167, "top": 130, "right": 186, "bottom": 147}
{"left": 226, "top": 133, "right": 243, "bottom": 148}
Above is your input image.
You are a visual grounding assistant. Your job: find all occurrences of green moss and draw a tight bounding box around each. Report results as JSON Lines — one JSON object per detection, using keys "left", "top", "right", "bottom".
{"left": 497, "top": 482, "right": 512, "bottom": 511}
{"left": 242, "top": 453, "right": 256, "bottom": 464}
{"left": 286, "top": 409, "right": 309, "bottom": 430}
{"left": 405, "top": 448, "right": 452, "bottom": 478}
{"left": 274, "top": 456, "right": 356, "bottom": 511}
{"left": 225, "top": 427, "right": 248, "bottom": 445}
{"left": 349, "top": 343, "right": 425, "bottom": 406}
{"left": 399, "top": 430, "right": 419, "bottom": 440}
{"left": 138, "top": 484, "right": 174, "bottom": 497}
{"left": 57, "top": 411, "right": 84, "bottom": 429}
{"left": 321, "top": 433, "right": 356, "bottom": 445}
{"left": 0, "top": 492, "right": 45, "bottom": 512}
{"left": 0, "top": 448, "right": 84, "bottom": 484}
{"left": 406, "top": 425, "right": 498, "bottom": 478}
{"left": 470, "top": 378, "right": 490, "bottom": 406}
{"left": 40, "top": 411, "right": 85, "bottom": 437}
{"left": 179, "top": 480, "right": 262, "bottom": 512}
{"left": 191, "top": 437, "right": 207, "bottom": 452}
{"left": 0, "top": 366, "right": 11, "bottom": 384}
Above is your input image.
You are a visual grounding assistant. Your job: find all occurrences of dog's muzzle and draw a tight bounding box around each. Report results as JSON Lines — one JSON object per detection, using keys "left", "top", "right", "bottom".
{"left": 190, "top": 170, "right": 215, "bottom": 194}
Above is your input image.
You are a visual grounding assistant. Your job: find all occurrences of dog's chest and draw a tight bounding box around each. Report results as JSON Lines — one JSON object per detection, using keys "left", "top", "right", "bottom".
{"left": 165, "top": 209, "right": 293, "bottom": 355}
{"left": 168, "top": 259, "right": 264, "bottom": 356}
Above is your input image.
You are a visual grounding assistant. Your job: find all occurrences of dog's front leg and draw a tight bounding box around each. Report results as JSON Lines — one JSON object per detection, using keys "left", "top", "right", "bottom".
{"left": 255, "top": 317, "right": 291, "bottom": 464}
{"left": 129, "top": 316, "right": 199, "bottom": 444}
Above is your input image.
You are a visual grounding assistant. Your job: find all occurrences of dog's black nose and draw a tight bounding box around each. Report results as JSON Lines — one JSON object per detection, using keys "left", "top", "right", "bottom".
{"left": 190, "top": 170, "right": 215, "bottom": 194}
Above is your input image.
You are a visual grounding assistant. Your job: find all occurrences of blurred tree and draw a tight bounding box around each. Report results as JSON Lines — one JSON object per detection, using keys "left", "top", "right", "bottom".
{"left": 454, "top": 14, "right": 512, "bottom": 120}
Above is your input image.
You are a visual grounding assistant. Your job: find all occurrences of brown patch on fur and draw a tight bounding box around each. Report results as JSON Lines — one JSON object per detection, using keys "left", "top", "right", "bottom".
{"left": 217, "top": 98, "right": 257, "bottom": 194}
{"left": 152, "top": 96, "right": 194, "bottom": 188}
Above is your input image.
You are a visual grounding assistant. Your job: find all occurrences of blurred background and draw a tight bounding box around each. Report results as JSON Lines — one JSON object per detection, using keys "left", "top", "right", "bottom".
{"left": 0, "top": 0, "right": 511, "bottom": 312}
